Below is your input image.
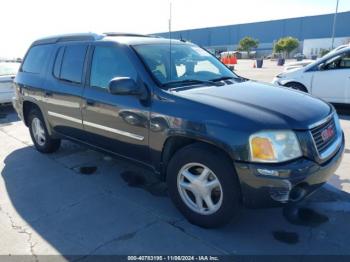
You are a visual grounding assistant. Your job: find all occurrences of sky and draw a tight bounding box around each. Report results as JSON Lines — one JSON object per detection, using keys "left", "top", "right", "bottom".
{"left": 1, "top": 0, "right": 349, "bottom": 58}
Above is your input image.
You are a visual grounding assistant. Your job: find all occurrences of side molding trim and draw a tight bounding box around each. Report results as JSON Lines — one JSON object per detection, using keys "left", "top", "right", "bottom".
{"left": 48, "top": 111, "right": 82, "bottom": 124}
{"left": 48, "top": 111, "right": 144, "bottom": 141}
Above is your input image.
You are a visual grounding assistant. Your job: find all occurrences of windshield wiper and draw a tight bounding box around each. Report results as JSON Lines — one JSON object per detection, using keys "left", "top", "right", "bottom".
{"left": 210, "top": 76, "right": 237, "bottom": 82}
{"left": 162, "top": 79, "right": 223, "bottom": 89}
{"left": 211, "top": 76, "right": 249, "bottom": 83}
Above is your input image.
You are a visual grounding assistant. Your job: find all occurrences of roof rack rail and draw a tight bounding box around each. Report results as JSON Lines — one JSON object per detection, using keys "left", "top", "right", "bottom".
{"left": 31, "top": 32, "right": 163, "bottom": 46}
{"left": 103, "top": 32, "right": 151, "bottom": 37}
{"left": 32, "top": 33, "right": 103, "bottom": 46}
{"left": 147, "top": 34, "right": 163, "bottom": 38}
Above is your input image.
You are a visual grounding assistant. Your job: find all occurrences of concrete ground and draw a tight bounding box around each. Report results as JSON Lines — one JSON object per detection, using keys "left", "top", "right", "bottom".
{"left": 233, "top": 59, "right": 287, "bottom": 83}
{"left": 0, "top": 62, "right": 350, "bottom": 260}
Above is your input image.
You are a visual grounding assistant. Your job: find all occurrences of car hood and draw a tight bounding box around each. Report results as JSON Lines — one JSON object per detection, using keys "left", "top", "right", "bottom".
{"left": 0, "top": 74, "right": 16, "bottom": 80}
{"left": 172, "top": 81, "right": 332, "bottom": 130}
{"left": 283, "top": 60, "right": 313, "bottom": 72}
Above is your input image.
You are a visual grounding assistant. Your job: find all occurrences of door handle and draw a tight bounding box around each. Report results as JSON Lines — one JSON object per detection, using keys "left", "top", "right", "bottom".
{"left": 86, "top": 99, "right": 95, "bottom": 106}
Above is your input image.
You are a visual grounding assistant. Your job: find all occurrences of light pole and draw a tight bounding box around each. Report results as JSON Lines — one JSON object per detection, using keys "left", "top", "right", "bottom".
{"left": 169, "top": 1, "right": 172, "bottom": 38}
{"left": 168, "top": 1, "right": 172, "bottom": 81}
{"left": 331, "top": 0, "right": 340, "bottom": 49}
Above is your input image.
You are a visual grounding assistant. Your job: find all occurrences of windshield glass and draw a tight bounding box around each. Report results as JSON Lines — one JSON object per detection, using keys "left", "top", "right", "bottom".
{"left": 133, "top": 43, "right": 239, "bottom": 87}
{"left": 0, "top": 62, "right": 20, "bottom": 76}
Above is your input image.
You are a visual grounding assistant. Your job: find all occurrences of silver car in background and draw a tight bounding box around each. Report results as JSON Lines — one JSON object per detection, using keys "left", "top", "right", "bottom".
{"left": 0, "top": 62, "right": 20, "bottom": 104}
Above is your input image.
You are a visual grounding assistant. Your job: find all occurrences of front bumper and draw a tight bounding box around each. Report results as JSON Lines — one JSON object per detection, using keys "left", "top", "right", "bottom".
{"left": 235, "top": 133, "right": 345, "bottom": 207}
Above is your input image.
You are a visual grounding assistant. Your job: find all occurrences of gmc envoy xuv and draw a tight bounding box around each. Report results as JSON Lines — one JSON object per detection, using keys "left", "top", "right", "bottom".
{"left": 13, "top": 33, "right": 345, "bottom": 227}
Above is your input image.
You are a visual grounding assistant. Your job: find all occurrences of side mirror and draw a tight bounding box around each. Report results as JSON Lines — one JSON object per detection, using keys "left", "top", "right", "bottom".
{"left": 108, "top": 77, "right": 141, "bottom": 96}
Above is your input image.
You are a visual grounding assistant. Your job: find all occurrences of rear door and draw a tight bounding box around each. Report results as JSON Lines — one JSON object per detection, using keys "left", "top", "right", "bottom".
{"left": 44, "top": 43, "right": 88, "bottom": 137}
{"left": 82, "top": 42, "right": 150, "bottom": 163}
{"left": 311, "top": 51, "right": 350, "bottom": 104}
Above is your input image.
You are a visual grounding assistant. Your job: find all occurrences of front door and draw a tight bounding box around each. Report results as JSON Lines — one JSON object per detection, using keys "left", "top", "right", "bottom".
{"left": 312, "top": 51, "right": 350, "bottom": 104}
{"left": 82, "top": 43, "right": 150, "bottom": 163}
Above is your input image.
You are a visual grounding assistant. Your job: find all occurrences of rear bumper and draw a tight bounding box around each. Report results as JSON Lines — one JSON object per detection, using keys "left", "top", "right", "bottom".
{"left": 12, "top": 96, "right": 23, "bottom": 120}
{"left": 235, "top": 133, "right": 345, "bottom": 207}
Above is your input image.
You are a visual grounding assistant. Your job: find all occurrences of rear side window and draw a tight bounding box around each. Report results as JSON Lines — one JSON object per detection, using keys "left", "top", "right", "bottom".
{"left": 60, "top": 45, "right": 87, "bottom": 84}
{"left": 22, "top": 45, "right": 52, "bottom": 74}
{"left": 90, "top": 46, "right": 137, "bottom": 89}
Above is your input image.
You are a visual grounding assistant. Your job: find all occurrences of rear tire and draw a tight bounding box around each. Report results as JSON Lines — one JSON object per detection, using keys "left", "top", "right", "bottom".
{"left": 28, "top": 108, "right": 61, "bottom": 153}
{"left": 284, "top": 82, "right": 307, "bottom": 92}
{"left": 166, "top": 143, "right": 241, "bottom": 228}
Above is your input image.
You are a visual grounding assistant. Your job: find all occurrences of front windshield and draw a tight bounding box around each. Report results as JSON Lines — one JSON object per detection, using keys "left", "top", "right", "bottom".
{"left": 0, "top": 63, "right": 20, "bottom": 76}
{"left": 133, "top": 43, "right": 238, "bottom": 87}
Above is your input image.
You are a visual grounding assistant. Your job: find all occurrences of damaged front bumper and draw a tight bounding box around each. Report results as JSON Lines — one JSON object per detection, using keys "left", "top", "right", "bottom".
{"left": 235, "top": 133, "right": 345, "bottom": 207}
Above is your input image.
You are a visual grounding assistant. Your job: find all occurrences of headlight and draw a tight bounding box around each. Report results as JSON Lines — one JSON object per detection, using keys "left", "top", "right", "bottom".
{"left": 249, "top": 130, "right": 302, "bottom": 163}
{"left": 276, "top": 73, "right": 285, "bottom": 78}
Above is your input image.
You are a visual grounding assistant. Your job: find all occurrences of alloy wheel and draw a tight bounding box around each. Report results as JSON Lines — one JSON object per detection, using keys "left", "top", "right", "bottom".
{"left": 177, "top": 163, "right": 223, "bottom": 215}
{"left": 31, "top": 117, "right": 46, "bottom": 146}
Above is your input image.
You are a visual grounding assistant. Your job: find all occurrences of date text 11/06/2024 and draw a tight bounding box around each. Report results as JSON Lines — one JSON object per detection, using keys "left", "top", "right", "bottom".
{"left": 127, "top": 256, "right": 220, "bottom": 261}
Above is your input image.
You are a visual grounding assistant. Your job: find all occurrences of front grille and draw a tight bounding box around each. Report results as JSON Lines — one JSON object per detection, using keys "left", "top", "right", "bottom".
{"left": 311, "top": 116, "right": 336, "bottom": 154}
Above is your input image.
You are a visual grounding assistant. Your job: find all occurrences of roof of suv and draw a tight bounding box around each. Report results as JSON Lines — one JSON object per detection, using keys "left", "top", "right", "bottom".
{"left": 32, "top": 32, "right": 185, "bottom": 46}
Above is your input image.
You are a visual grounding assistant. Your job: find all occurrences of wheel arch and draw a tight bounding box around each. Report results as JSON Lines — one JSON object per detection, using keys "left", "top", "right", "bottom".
{"left": 160, "top": 135, "right": 235, "bottom": 179}
{"left": 163, "top": 135, "right": 244, "bottom": 213}
{"left": 23, "top": 100, "right": 39, "bottom": 126}
{"left": 22, "top": 99, "right": 53, "bottom": 136}
{"left": 283, "top": 81, "right": 309, "bottom": 92}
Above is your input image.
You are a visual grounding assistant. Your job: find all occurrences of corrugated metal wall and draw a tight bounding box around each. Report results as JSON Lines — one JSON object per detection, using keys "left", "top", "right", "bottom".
{"left": 156, "top": 11, "right": 350, "bottom": 47}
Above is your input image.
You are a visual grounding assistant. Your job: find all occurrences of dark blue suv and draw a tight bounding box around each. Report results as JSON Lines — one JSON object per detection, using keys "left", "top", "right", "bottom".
{"left": 13, "top": 33, "right": 345, "bottom": 227}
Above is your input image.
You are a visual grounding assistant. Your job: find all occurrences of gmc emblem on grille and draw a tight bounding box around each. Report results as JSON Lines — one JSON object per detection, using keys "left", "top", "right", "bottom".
{"left": 321, "top": 126, "right": 334, "bottom": 142}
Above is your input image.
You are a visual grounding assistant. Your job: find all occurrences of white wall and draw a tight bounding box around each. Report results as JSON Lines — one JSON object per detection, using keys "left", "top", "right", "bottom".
{"left": 303, "top": 37, "right": 350, "bottom": 57}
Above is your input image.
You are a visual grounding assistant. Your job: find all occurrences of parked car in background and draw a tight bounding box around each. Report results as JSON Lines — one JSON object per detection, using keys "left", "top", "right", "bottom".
{"left": 264, "top": 53, "right": 280, "bottom": 60}
{"left": 283, "top": 45, "right": 350, "bottom": 72}
{"left": 0, "top": 62, "right": 20, "bottom": 104}
{"left": 328, "top": 44, "right": 350, "bottom": 54}
{"left": 293, "top": 53, "right": 306, "bottom": 60}
{"left": 13, "top": 33, "right": 344, "bottom": 228}
{"left": 273, "top": 46, "right": 350, "bottom": 105}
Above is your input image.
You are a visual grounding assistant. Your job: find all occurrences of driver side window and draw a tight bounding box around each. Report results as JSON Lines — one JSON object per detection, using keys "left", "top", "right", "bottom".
{"left": 324, "top": 52, "right": 350, "bottom": 70}
{"left": 339, "top": 52, "right": 350, "bottom": 68}
{"left": 90, "top": 46, "right": 137, "bottom": 89}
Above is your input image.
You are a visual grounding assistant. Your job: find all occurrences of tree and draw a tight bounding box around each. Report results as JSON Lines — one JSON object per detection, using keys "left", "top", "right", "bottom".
{"left": 274, "top": 37, "right": 299, "bottom": 58}
{"left": 238, "top": 37, "right": 259, "bottom": 58}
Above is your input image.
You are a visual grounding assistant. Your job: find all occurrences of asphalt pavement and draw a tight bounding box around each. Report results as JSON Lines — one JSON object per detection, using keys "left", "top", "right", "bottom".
{"left": 1, "top": 105, "right": 350, "bottom": 259}
{"left": 0, "top": 61, "right": 350, "bottom": 260}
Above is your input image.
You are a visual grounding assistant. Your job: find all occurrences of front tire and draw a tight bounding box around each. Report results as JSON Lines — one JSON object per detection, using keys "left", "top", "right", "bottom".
{"left": 166, "top": 143, "right": 241, "bottom": 228}
{"left": 28, "top": 108, "right": 61, "bottom": 153}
